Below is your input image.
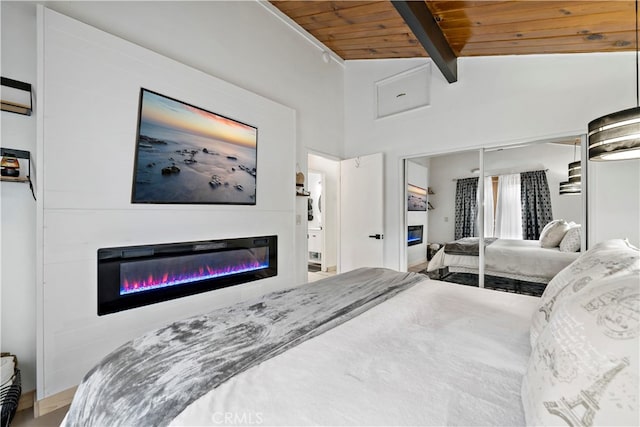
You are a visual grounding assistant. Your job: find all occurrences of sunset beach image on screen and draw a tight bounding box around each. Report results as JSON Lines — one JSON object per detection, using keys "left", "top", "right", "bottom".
{"left": 407, "top": 184, "right": 427, "bottom": 211}
{"left": 131, "top": 89, "right": 257, "bottom": 204}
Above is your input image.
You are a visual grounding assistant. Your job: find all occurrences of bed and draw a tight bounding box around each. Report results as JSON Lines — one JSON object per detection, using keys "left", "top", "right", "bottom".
{"left": 62, "top": 239, "right": 639, "bottom": 426}
{"left": 427, "top": 238, "right": 580, "bottom": 287}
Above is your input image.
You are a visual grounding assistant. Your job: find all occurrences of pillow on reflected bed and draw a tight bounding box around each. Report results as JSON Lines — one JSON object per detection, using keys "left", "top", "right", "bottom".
{"left": 522, "top": 273, "right": 640, "bottom": 426}
{"left": 539, "top": 219, "right": 571, "bottom": 248}
{"left": 530, "top": 239, "right": 640, "bottom": 347}
{"left": 559, "top": 225, "right": 581, "bottom": 253}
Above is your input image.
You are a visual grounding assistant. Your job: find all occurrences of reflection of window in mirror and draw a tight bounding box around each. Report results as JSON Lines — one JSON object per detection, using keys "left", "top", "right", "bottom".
{"left": 483, "top": 172, "right": 524, "bottom": 239}
{"left": 484, "top": 138, "right": 583, "bottom": 242}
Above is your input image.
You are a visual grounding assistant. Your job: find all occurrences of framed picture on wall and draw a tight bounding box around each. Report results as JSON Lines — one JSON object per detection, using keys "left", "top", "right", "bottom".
{"left": 131, "top": 88, "right": 258, "bottom": 205}
{"left": 407, "top": 184, "right": 428, "bottom": 211}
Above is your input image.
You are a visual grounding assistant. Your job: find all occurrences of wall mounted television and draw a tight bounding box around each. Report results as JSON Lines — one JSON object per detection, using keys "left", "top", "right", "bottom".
{"left": 131, "top": 88, "right": 258, "bottom": 205}
{"left": 407, "top": 184, "right": 427, "bottom": 211}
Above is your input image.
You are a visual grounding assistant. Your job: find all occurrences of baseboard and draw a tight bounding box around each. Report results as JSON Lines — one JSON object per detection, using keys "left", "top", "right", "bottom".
{"left": 326, "top": 265, "right": 337, "bottom": 273}
{"left": 33, "top": 386, "right": 77, "bottom": 418}
{"left": 16, "top": 389, "right": 35, "bottom": 412}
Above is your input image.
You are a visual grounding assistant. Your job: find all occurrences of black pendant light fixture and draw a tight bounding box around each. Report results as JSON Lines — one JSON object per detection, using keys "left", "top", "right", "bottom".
{"left": 588, "top": 0, "right": 640, "bottom": 161}
{"left": 559, "top": 181, "right": 581, "bottom": 195}
{"left": 560, "top": 141, "right": 582, "bottom": 195}
{"left": 568, "top": 160, "right": 581, "bottom": 181}
{"left": 568, "top": 142, "right": 582, "bottom": 183}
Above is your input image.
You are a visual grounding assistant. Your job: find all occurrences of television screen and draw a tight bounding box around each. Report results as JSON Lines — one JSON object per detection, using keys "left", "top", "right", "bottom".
{"left": 407, "top": 184, "right": 427, "bottom": 211}
{"left": 131, "top": 88, "right": 258, "bottom": 205}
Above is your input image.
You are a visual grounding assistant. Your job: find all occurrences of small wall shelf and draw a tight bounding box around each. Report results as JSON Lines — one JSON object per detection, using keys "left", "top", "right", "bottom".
{"left": 0, "top": 176, "right": 30, "bottom": 183}
{"left": 1, "top": 148, "right": 32, "bottom": 184}
{"left": 1, "top": 77, "right": 33, "bottom": 116}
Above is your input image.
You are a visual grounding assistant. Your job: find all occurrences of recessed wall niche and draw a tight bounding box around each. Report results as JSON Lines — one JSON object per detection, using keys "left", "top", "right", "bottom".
{"left": 375, "top": 63, "right": 430, "bottom": 119}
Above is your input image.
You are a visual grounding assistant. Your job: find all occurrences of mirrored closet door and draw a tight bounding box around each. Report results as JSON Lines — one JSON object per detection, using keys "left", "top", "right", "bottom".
{"left": 405, "top": 148, "right": 481, "bottom": 288}
{"left": 405, "top": 135, "right": 586, "bottom": 297}
{"left": 481, "top": 136, "right": 584, "bottom": 296}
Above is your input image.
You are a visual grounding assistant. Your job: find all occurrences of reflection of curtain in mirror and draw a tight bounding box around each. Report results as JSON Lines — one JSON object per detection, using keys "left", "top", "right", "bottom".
{"left": 483, "top": 176, "right": 495, "bottom": 237}
{"left": 455, "top": 177, "right": 479, "bottom": 239}
{"left": 495, "top": 173, "right": 523, "bottom": 239}
{"left": 521, "top": 170, "right": 553, "bottom": 240}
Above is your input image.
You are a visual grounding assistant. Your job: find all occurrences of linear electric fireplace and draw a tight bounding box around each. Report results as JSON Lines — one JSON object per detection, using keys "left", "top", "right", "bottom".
{"left": 98, "top": 235, "right": 277, "bottom": 315}
{"left": 407, "top": 225, "right": 423, "bottom": 246}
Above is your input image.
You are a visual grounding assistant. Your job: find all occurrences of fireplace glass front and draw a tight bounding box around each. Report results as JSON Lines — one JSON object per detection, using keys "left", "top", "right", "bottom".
{"left": 98, "top": 235, "right": 277, "bottom": 315}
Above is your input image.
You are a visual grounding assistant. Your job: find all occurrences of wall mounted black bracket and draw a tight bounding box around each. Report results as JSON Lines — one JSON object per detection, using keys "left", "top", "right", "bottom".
{"left": 1, "top": 147, "right": 36, "bottom": 199}
{"left": 1, "top": 77, "right": 33, "bottom": 116}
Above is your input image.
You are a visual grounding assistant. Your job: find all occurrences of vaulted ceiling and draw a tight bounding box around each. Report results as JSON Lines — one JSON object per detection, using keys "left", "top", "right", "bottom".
{"left": 270, "top": 1, "right": 636, "bottom": 60}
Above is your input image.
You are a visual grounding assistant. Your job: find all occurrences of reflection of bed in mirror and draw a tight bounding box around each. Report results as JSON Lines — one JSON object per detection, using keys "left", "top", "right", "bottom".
{"left": 427, "top": 238, "right": 580, "bottom": 295}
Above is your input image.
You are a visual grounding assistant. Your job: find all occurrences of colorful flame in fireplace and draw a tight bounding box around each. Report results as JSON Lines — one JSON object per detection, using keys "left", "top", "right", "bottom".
{"left": 120, "top": 248, "right": 269, "bottom": 295}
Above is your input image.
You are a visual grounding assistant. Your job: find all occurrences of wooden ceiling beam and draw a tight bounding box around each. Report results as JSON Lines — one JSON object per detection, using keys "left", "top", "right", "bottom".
{"left": 392, "top": 0, "right": 458, "bottom": 83}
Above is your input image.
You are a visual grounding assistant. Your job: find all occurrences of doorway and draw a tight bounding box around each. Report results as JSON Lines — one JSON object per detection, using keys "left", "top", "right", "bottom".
{"left": 307, "top": 153, "right": 339, "bottom": 282}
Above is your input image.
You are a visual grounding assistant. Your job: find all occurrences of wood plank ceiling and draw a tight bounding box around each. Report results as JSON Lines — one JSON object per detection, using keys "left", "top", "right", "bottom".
{"left": 269, "top": 1, "right": 637, "bottom": 60}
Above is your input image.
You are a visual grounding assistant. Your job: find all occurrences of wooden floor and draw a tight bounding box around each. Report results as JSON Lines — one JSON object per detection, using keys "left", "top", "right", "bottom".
{"left": 308, "top": 269, "right": 336, "bottom": 282}
{"left": 11, "top": 405, "right": 68, "bottom": 427}
{"left": 308, "top": 262, "right": 426, "bottom": 282}
{"left": 408, "top": 260, "right": 428, "bottom": 273}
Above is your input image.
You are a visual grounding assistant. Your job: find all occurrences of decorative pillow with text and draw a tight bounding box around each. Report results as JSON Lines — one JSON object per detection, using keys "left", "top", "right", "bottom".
{"left": 530, "top": 239, "right": 639, "bottom": 347}
{"left": 522, "top": 274, "right": 640, "bottom": 426}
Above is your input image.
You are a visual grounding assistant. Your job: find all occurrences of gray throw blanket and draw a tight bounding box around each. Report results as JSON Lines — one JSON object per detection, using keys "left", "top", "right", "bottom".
{"left": 63, "top": 268, "right": 423, "bottom": 427}
{"left": 444, "top": 237, "right": 498, "bottom": 256}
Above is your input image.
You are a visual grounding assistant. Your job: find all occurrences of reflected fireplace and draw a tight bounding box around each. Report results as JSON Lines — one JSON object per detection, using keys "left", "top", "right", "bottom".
{"left": 408, "top": 225, "right": 423, "bottom": 246}
{"left": 98, "top": 235, "right": 277, "bottom": 315}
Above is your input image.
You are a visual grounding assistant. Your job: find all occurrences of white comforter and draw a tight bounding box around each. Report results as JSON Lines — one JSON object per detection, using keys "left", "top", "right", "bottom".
{"left": 428, "top": 239, "right": 580, "bottom": 282}
{"left": 170, "top": 279, "right": 539, "bottom": 426}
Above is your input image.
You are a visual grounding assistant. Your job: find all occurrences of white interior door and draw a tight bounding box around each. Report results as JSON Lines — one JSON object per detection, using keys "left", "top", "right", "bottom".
{"left": 340, "top": 153, "right": 384, "bottom": 272}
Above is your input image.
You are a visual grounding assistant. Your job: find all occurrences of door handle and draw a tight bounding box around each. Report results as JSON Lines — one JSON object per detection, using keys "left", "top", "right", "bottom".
{"left": 368, "top": 234, "right": 384, "bottom": 240}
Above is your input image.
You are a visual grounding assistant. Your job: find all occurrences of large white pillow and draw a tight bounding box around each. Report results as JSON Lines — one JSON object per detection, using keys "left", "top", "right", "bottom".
{"left": 530, "top": 239, "right": 640, "bottom": 347}
{"left": 559, "top": 225, "right": 581, "bottom": 253}
{"left": 539, "top": 220, "right": 571, "bottom": 248}
{"left": 522, "top": 274, "right": 640, "bottom": 426}
{"left": 539, "top": 219, "right": 562, "bottom": 239}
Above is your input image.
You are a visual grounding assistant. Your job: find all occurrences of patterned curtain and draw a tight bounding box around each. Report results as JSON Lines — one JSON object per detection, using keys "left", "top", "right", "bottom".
{"left": 520, "top": 170, "right": 553, "bottom": 240}
{"left": 454, "top": 177, "right": 479, "bottom": 240}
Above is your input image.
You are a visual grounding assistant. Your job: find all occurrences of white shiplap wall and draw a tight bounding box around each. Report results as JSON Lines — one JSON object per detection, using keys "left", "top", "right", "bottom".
{"left": 37, "top": 8, "right": 296, "bottom": 398}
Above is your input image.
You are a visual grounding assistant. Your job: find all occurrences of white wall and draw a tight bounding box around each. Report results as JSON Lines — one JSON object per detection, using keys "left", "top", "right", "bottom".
{"left": 345, "top": 54, "right": 639, "bottom": 270}
{"left": 37, "top": 0, "right": 344, "bottom": 286}
{"left": 308, "top": 154, "right": 339, "bottom": 271}
{"left": 0, "top": 1, "right": 38, "bottom": 392}
{"left": 589, "top": 160, "right": 640, "bottom": 247}
{"left": 1, "top": 0, "right": 344, "bottom": 396}
{"left": 406, "top": 161, "right": 428, "bottom": 266}
{"left": 426, "top": 149, "right": 479, "bottom": 244}
{"left": 37, "top": 7, "right": 299, "bottom": 397}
